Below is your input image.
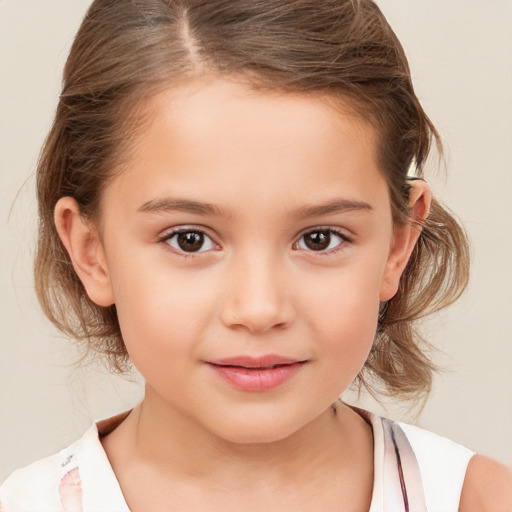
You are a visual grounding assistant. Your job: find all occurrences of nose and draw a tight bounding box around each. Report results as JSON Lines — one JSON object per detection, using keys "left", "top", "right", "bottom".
{"left": 220, "top": 251, "right": 294, "bottom": 334}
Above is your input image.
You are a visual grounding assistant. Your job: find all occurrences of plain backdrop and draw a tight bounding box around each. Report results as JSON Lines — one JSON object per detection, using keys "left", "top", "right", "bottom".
{"left": 1, "top": 0, "right": 511, "bottom": 481}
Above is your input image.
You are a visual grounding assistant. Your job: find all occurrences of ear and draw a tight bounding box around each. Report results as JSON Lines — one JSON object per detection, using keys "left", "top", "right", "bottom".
{"left": 379, "top": 180, "right": 432, "bottom": 302}
{"left": 54, "top": 197, "right": 115, "bottom": 307}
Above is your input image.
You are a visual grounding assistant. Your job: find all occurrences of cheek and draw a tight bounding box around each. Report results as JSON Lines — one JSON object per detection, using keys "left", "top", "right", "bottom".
{"left": 114, "top": 285, "right": 205, "bottom": 391}
{"left": 301, "top": 259, "right": 383, "bottom": 361}
{"left": 106, "top": 250, "right": 218, "bottom": 373}
{"left": 316, "top": 290, "right": 379, "bottom": 363}
{"left": 305, "top": 257, "right": 384, "bottom": 320}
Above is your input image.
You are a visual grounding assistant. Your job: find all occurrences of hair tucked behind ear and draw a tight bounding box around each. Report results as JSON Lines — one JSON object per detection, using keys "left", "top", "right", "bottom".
{"left": 35, "top": 0, "right": 469, "bottom": 396}
{"left": 360, "top": 196, "right": 470, "bottom": 400}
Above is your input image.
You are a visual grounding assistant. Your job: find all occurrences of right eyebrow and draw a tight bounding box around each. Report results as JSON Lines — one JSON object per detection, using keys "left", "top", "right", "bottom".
{"left": 290, "top": 198, "right": 373, "bottom": 219}
{"left": 137, "top": 197, "right": 233, "bottom": 219}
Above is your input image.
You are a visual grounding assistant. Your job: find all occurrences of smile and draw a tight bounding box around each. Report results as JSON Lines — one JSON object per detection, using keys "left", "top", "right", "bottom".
{"left": 206, "top": 355, "right": 308, "bottom": 392}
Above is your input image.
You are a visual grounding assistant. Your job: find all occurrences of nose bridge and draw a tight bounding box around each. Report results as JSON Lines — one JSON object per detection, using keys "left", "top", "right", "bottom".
{"left": 221, "top": 245, "right": 292, "bottom": 333}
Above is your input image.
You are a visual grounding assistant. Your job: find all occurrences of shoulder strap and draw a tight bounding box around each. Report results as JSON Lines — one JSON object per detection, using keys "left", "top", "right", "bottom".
{"left": 382, "top": 418, "right": 427, "bottom": 512}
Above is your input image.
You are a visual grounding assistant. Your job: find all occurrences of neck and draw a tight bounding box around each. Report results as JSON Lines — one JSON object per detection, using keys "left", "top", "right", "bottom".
{"left": 101, "top": 387, "right": 374, "bottom": 510}
{"left": 111, "top": 386, "right": 370, "bottom": 491}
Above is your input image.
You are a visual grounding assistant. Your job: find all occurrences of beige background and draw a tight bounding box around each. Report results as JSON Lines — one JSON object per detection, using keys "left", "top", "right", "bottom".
{"left": 1, "top": 0, "right": 511, "bottom": 481}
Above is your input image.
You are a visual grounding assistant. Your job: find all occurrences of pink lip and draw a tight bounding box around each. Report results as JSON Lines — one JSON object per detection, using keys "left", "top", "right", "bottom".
{"left": 206, "top": 355, "right": 307, "bottom": 392}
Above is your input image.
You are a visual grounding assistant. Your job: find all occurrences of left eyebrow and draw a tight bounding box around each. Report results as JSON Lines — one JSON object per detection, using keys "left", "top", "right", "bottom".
{"left": 290, "top": 198, "right": 373, "bottom": 218}
{"left": 137, "top": 197, "right": 233, "bottom": 218}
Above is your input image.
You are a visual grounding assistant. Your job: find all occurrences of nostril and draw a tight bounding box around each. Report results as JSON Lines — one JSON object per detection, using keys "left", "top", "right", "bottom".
{"left": 219, "top": 266, "right": 294, "bottom": 332}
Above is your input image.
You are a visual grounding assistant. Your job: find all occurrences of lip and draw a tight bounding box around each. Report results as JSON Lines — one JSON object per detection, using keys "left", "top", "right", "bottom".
{"left": 206, "top": 354, "right": 307, "bottom": 392}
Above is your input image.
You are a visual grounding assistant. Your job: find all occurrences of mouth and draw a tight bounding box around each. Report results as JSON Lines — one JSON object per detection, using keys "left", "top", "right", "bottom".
{"left": 206, "top": 355, "right": 308, "bottom": 392}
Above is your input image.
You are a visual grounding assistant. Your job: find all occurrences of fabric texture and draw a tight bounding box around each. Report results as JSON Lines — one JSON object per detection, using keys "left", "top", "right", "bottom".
{"left": 0, "top": 409, "right": 475, "bottom": 512}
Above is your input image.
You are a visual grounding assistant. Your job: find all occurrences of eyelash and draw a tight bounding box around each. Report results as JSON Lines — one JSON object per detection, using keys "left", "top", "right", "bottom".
{"left": 294, "top": 228, "right": 352, "bottom": 255}
{"left": 158, "top": 226, "right": 352, "bottom": 257}
{"left": 158, "top": 227, "right": 219, "bottom": 256}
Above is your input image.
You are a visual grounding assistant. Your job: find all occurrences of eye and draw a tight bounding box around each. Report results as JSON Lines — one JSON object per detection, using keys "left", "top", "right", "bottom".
{"left": 295, "top": 228, "right": 347, "bottom": 253}
{"left": 163, "top": 229, "right": 217, "bottom": 253}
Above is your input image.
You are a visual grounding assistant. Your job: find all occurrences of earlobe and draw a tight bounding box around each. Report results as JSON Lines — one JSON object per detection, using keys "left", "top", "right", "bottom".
{"left": 54, "top": 197, "right": 115, "bottom": 307}
{"left": 379, "top": 180, "right": 432, "bottom": 302}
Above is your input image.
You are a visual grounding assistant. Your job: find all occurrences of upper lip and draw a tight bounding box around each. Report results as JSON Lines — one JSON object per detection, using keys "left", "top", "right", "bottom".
{"left": 206, "top": 355, "right": 307, "bottom": 369}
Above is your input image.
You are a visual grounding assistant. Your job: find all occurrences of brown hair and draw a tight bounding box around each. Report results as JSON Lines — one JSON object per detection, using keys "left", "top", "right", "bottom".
{"left": 35, "top": 0, "right": 469, "bottom": 399}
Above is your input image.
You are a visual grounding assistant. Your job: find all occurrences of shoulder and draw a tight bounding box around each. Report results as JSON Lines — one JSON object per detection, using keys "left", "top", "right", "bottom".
{"left": 398, "top": 421, "right": 475, "bottom": 469}
{"left": 0, "top": 433, "right": 85, "bottom": 511}
{"left": 0, "top": 452, "right": 70, "bottom": 511}
{"left": 459, "top": 455, "right": 512, "bottom": 512}
{"left": 397, "top": 421, "right": 475, "bottom": 511}
{"left": 398, "top": 421, "right": 512, "bottom": 511}
{"left": 0, "top": 413, "right": 131, "bottom": 512}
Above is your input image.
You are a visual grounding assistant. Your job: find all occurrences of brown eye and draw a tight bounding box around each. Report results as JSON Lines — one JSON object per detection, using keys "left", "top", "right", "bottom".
{"left": 165, "top": 230, "right": 215, "bottom": 253}
{"left": 177, "top": 232, "right": 204, "bottom": 252}
{"left": 297, "top": 229, "right": 345, "bottom": 252}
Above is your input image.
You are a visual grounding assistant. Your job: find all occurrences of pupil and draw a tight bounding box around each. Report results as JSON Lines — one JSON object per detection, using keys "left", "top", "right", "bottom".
{"left": 177, "top": 232, "right": 204, "bottom": 252}
{"left": 305, "top": 231, "right": 330, "bottom": 251}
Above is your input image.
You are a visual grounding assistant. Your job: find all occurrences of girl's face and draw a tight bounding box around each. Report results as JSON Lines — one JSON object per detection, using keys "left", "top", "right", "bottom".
{"left": 71, "top": 79, "right": 420, "bottom": 443}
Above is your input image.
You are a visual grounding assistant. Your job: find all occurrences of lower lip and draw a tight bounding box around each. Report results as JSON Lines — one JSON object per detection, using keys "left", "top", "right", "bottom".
{"left": 207, "top": 362, "right": 304, "bottom": 392}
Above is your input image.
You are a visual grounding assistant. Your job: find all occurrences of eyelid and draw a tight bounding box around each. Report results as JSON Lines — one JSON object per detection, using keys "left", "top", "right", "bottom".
{"left": 293, "top": 227, "right": 352, "bottom": 255}
{"left": 158, "top": 225, "right": 220, "bottom": 255}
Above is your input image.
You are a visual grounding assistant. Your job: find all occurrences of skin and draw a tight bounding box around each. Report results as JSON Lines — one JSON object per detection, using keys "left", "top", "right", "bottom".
{"left": 54, "top": 78, "right": 510, "bottom": 510}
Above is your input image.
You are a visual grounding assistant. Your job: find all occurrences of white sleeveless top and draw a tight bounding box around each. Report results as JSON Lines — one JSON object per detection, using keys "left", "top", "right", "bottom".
{"left": 0, "top": 409, "right": 475, "bottom": 512}
{"left": 357, "top": 409, "right": 475, "bottom": 511}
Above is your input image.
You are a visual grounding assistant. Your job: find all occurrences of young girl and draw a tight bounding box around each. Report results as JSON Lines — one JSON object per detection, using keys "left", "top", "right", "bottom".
{"left": 1, "top": 0, "right": 510, "bottom": 510}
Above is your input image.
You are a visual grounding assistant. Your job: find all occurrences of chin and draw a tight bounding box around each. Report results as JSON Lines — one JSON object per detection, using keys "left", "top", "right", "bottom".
{"left": 205, "top": 409, "right": 318, "bottom": 446}
{"left": 216, "top": 426, "right": 296, "bottom": 445}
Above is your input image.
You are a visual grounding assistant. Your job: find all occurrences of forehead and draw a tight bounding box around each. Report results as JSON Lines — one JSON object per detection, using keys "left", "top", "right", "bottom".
{"left": 106, "top": 78, "right": 389, "bottom": 216}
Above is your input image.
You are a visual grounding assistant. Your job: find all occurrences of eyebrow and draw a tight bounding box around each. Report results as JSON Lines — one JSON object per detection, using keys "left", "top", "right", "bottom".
{"left": 138, "top": 198, "right": 233, "bottom": 218}
{"left": 290, "top": 198, "right": 373, "bottom": 218}
{"left": 137, "top": 197, "right": 372, "bottom": 218}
